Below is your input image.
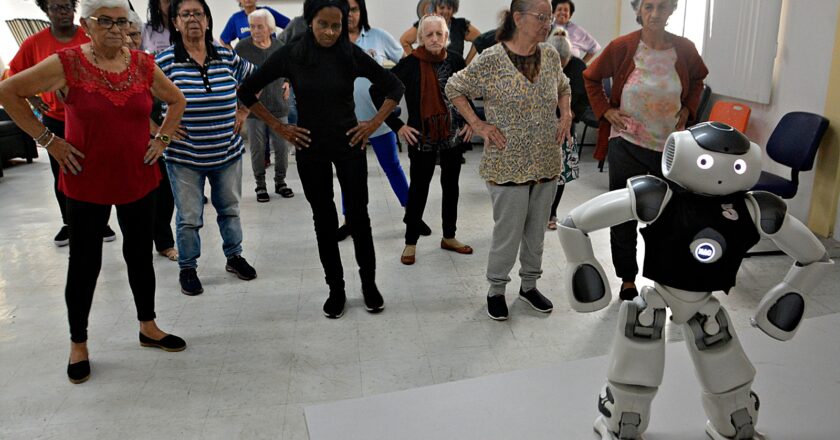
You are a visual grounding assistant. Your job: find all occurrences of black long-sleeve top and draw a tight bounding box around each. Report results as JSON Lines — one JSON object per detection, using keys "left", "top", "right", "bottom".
{"left": 238, "top": 39, "right": 404, "bottom": 162}
{"left": 371, "top": 52, "right": 465, "bottom": 134}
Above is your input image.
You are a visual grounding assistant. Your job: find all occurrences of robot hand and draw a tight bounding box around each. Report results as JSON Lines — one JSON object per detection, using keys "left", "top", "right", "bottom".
{"left": 752, "top": 259, "right": 834, "bottom": 341}
{"left": 558, "top": 219, "right": 612, "bottom": 312}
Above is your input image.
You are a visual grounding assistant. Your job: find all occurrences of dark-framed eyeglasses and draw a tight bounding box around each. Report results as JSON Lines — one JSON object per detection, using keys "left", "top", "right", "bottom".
{"left": 178, "top": 11, "right": 206, "bottom": 20}
{"left": 88, "top": 15, "right": 130, "bottom": 30}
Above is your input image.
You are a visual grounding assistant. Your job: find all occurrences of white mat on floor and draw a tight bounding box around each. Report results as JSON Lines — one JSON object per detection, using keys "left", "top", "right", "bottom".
{"left": 305, "top": 313, "right": 840, "bottom": 439}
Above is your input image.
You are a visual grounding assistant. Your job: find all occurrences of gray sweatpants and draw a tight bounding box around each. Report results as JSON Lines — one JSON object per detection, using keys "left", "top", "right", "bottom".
{"left": 246, "top": 116, "right": 290, "bottom": 190}
{"left": 485, "top": 179, "right": 557, "bottom": 296}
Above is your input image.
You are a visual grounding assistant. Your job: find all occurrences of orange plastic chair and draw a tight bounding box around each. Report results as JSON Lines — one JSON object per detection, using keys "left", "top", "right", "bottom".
{"left": 708, "top": 101, "right": 751, "bottom": 133}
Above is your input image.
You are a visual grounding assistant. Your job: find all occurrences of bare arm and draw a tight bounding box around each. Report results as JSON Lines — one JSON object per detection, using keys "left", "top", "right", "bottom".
{"left": 399, "top": 27, "right": 418, "bottom": 56}
{"left": 464, "top": 24, "right": 481, "bottom": 42}
{"left": 145, "top": 66, "right": 187, "bottom": 163}
{"left": 465, "top": 45, "right": 478, "bottom": 65}
{"left": 582, "top": 52, "right": 595, "bottom": 63}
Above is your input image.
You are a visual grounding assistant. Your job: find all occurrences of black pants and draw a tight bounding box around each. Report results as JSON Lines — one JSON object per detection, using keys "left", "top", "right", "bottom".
{"left": 65, "top": 192, "right": 157, "bottom": 343}
{"left": 549, "top": 184, "right": 566, "bottom": 219}
{"left": 153, "top": 159, "right": 175, "bottom": 252}
{"left": 297, "top": 152, "right": 375, "bottom": 292}
{"left": 607, "top": 137, "right": 664, "bottom": 281}
{"left": 42, "top": 115, "right": 68, "bottom": 224}
{"left": 404, "top": 146, "right": 462, "bottom": 245}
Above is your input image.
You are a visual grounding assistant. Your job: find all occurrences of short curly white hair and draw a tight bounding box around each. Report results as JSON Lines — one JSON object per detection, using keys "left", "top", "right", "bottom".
{"left": 80, "top": 0, "right": 131, "bottom": 19}
{"left": 631, "top": 0, "right": 678, "bottom": 25}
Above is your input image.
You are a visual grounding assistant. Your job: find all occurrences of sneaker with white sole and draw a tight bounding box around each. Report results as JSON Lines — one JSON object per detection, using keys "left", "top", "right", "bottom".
{"left": 519, "top": 287, "right": 553, "bottom": 313}
{"left": 487, "top": 295, "right": 509, "bottom": 321}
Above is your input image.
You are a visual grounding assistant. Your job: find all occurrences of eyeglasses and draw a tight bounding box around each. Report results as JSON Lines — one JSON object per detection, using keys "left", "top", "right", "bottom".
{"left": 126, "top": 31, "right": 141, "bottom": 39}
{"left": 47, "top": 3, "right": 74, "bottom": 13}
{"left": 178, "top": 11, "right": 206, "bottom": 20}
{"left": 314, "top": 21, "right": 342, "bottom": 34}
{"left": 521, "top": 12, "right": 556, "bottom": 26}
{"left": 88, "top": 16, "right": 130, "bottom": 30}
{"left": 348, "top": 6, "right": 360, "bottom": 14}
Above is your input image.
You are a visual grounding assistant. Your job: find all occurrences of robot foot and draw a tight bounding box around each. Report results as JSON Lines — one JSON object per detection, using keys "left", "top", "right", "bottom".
{"left": 594, "top": 416, "right": 645, "bottom": 440}
{"left": 705, "top": 421, "right": 765, "bottom": 440}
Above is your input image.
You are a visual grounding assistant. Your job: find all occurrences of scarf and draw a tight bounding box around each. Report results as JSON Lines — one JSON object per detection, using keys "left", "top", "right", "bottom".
{"left": 412, "top": 46, "right": 450, "bottom": 143}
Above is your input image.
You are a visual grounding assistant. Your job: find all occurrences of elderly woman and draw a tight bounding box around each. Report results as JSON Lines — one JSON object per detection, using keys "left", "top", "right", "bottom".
{"left": 238, "top": 0, "right": 404, "bottom": 319}
{"left": 157, "top": 0, "right": 258, "bottom": 296}
{"left": 0, "top": 0, "right": 187, "bottom": 383}
{"left": 141, "top": 0, "right": 171, "bottom": 54}
{"left": 552, "top": 0, "right": 600, "bottom": 62}
{"left": 335, "top": 0, "right": 409, "bottom": 241}
{"left": 446, "top": 0, "right": 572, "bottom": 321}
{"left": 399, "top": 0, "right": 481, "bottom": 59}
{"left": 220, "top": 0, "right": 290, "bottom": 48}
{"left": 584, "top": 0, "right": 707, "bottom": 301}
{"left": 127, "top": 10, "right": 179, "bottom": 261}
{"left": 235, "top": 9, "right": 293, "bottom": 201}
{"left": 545, "top": 31, "right": 584, "bottom": 230}
{"left": 372, "top": 15, "right": 472, "bottom": 265}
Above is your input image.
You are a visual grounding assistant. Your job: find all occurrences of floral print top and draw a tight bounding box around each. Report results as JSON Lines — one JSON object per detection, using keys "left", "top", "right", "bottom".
{"left": 612, "top": 41, "right": 681, "bottom": 151}
{"left": 445, "top": 43, "right": 571, "bottom": 184}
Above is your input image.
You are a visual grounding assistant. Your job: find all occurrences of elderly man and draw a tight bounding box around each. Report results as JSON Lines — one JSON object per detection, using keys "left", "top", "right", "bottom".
{"left": 234, "top": 8, "right": 293, "bottom": 202}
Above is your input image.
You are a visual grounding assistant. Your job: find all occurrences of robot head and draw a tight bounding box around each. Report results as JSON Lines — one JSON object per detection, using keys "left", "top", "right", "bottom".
{"left": 662, "top": 122, "right": 762, "bottom": 196}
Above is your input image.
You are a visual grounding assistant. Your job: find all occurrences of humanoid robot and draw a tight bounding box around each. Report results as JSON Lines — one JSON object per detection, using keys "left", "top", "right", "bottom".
{"left": 557, "top": 122, "right": 835, "bottom": 439}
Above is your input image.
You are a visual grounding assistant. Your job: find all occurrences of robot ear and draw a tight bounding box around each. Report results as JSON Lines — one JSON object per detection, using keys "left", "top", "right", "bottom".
{"left": 663, "top": 135, "right": 678, "bottom": 174}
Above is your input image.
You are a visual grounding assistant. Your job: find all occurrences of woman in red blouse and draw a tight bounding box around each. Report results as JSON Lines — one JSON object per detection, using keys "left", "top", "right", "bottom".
{"left": 0, "top": 0, "right": 187, "bottom": 384}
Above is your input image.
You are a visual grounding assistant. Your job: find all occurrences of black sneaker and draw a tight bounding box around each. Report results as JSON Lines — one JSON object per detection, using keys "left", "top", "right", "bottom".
{"left": 519, "top": 287, "right": 553, "bottom": 313}
{"left": 225, "top": 255, "right": 257, "bottom": 280}
{"left": 619, "top": 286, "right": 639, "bottom": 301}
{"left": 54, "top": 225, "right": 70, "bottom": 247}
{"left": 179, "top": 268, "right": 204, "bottom": 296}
{"left": 336, "top": 224, "right": 351, "bottom": 242}
{"left": 103, "top": 225, "right": 116, "bottom": 242}
{"left": 487, "top": 295, "right": 509, "bottom": 321}
{"left": 256, "top": 187, "right": 270, "bottom": 203}
{"left": 323, "top": 292, "right": 346, "bottom": 319}
{"left": 361, "top": 283, "right": 385, "bottom": 313}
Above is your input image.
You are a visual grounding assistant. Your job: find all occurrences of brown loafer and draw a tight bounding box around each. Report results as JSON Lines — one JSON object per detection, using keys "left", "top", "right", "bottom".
{"left": 400, "top": 253, "right": 415, "bottom": 265}
{"left": 440, "top": 240, "right": 473, "bottom": 254}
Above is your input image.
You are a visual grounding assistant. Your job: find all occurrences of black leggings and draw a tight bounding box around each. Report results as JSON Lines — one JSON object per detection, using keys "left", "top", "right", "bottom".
{"left": 42, "top": 115, "right": 68, "bottom": 224}
{"left": 607, "top": 137, "right": 663, "bottom": 281}
{"left": 549, "top": 184, "right": 566, "bottom": 219}
{"left": 297, "top": 152, "right": 375, "bottom": 291}
{"left": 404, "top": 146, "right": 462, "bottom": 245}
{"left": 65, "top": 192, "right": 157, "bottom": 343}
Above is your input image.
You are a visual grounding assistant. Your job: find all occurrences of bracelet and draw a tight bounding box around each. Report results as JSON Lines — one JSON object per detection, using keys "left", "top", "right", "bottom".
{"left": 41, "top": 132, "right": 57, "bottom": 149}
{"left": 34, "top": 127, "right": 52, "bottom": 144}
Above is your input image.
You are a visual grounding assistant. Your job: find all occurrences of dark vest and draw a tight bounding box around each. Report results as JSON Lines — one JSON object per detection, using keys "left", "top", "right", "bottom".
{"left": 640, "top": 189, "right": 760, "bottom": 293}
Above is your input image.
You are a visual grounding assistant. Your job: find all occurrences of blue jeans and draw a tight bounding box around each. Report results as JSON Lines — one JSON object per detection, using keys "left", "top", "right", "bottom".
{"left": 167, "top": 159, "right": 244, "bottom": 270}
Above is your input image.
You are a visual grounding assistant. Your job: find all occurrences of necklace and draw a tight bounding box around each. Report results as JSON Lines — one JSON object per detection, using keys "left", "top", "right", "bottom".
{"left": 90, "top": 46, "right": 134, "bottom": 91}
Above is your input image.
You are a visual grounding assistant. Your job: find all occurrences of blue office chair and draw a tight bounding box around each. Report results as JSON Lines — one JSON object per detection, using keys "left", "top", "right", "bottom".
{"left": 751, "top": 111, "right": 829, "bottom": 199}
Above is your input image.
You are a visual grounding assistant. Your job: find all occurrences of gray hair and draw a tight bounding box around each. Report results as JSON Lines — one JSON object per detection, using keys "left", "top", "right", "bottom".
{"left": 548, "top": 33, "right": 572, "bottom": 63}
{"left": 80, "top": 0, "right": 131, "bottom": 19}
{"left": 416, "top": 14, "right": 449, "bottom": 45}
{"left": 127, "top": 9, "right": 143, "bottom": 33}
{"left": 631, "top": 0, "right": 678, "bottom": 25}
{"left": 248, "top": 8, "right": 276, "bottom": 32}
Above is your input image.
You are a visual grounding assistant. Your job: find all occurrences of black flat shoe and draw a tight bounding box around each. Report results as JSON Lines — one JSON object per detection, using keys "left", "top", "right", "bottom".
{"left": 323, "top": 293, "right": 346, "bottom": 319}
{"left": 361, "top": 283, "right": 385, "bottom": 313}
{"left": 619, "top": 287, "right": 639, "bottom": 301}
{"left": 67, "top": 360, "right": 90, "bottom": 384}
{"left": 139, "top": 332, "right": 187, "bottom": 352}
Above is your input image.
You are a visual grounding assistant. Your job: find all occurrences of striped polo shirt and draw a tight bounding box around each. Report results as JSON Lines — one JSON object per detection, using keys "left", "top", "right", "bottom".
{"left": 156, "top": 42, "right": 255, "bottom": 169}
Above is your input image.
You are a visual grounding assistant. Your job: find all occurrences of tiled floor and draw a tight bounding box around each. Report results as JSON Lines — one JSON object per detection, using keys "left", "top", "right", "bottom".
{"left": 1, "top": 145, "right": 838, "bottom": 439}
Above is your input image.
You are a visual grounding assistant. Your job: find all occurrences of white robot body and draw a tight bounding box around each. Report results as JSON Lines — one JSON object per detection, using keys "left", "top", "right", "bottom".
{"left": 557, "top": 122, "right": 834, "bottom": 439}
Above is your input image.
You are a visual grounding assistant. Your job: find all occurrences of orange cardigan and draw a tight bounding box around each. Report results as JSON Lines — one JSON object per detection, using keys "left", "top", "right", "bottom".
{"left": 583, "top": 30, "right": 708, "bottom": 160}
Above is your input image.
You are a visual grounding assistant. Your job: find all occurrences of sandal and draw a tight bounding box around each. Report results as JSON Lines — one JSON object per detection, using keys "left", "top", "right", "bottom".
{"left": 401, "top": 245, "right": 416, "bottom": 265}
{"left": 159, "top": 248, "right": 178, "bottom": 261}
{"left": 547, "top": 216, "right": 558, "bottom": 230}
{"left": 276, "top": 186, "right": 295, "bottom": 198}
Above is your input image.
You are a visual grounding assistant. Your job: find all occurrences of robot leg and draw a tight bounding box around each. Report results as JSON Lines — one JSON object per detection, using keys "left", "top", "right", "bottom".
{"left": 596, "top": 289, "right": 667, "bottom": 439}
{"left": 682, "top": 300, "right": 760, "bottom": 439}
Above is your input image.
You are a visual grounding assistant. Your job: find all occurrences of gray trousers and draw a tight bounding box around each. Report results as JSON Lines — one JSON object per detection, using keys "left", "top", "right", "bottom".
{"left": 245, "top": 116, "right": 290, "bottom": 190}
{"left": 485, "top": 179, "right": 557, "bottom": 296}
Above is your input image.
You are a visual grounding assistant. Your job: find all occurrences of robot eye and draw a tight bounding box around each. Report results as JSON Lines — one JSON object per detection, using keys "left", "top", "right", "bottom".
{"left": 697, "top": 154, "right": 714, "bottom": 170}
{"left": 733, "top": 159, "right": 747, "bottom": 175}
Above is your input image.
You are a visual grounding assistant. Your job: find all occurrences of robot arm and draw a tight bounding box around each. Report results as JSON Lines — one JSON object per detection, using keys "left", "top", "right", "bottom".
{"left": 746, "top": 191, "right": 835, "bottom": 341}
{"left": 558, "top": 176, "right": 671, "bottom": 312}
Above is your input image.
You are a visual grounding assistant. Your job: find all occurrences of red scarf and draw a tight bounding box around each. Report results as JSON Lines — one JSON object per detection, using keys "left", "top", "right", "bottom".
{"left": 412, "top": 46, "right": 450, "bottom": 142}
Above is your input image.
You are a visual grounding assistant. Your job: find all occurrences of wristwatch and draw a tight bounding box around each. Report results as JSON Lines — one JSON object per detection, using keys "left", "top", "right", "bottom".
{"left": 154, "top": 133, "right": 171, "bottom": 146}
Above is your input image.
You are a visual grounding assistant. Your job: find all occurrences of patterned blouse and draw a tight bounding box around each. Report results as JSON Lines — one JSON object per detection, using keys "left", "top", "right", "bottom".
{"left": 445, "top": 42, "right": 571, "bottom": 184}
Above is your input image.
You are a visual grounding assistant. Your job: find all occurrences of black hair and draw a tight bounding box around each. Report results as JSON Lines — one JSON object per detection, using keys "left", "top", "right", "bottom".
{"left": 354, "top": 0, "right": 370, "bottom": 31}
{"left": 293, "top": 0, "right": 354, "bottom": 67}
{"left": 169, "top": 0, "right": 215, "bottom": 49}
{"left": 496, "top": 0, "right": 541, "bottom": 42}
{"left": 432, "top": 0, "right": 459, "bottom": 14}
{"left": 147, "top": 0, "right": 168, "bottom": 33}
{"left": 551, "top": 0, "right": 574, "bottom": 15}
{"left": 36, "top": 0, "right": 80, "bottom": 15}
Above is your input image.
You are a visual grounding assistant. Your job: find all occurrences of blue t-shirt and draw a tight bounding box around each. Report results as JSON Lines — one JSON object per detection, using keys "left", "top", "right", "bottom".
{"left": 352, "top": 28, "right": 404, "bottom": 137}
{"left": 220, "top": 7, "right": 290, "bottom": 44}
